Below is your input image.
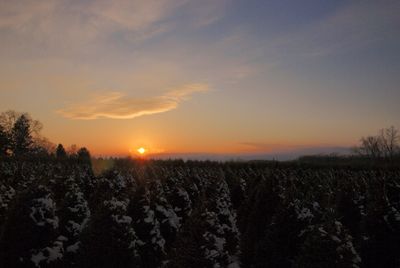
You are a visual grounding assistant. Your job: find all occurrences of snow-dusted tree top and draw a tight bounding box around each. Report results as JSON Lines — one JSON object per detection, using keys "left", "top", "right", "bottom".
{"left": 0, "top": 159, "right": 399, "bottom": 267}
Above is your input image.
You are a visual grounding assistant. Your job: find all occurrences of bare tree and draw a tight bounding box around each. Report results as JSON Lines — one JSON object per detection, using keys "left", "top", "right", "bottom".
{"left": 355, "top": 126, "right": 400, "bottom": 161}
{"left": 357, "top": 136, "right": 383, "bottom": 159}
{"left": 33, "top": 136, "right": 56, "bottom": 156}
{"left": 379, "top": 126, "right": 399, "bottom": 161}
{"left": 0, "top": 111, "right": 42, "bottom": 138}
{"left": 0, "top": 110, "right": 20, "bottom": 134}
{"left": 0, "top": 110, "right": 47, "bottom": 157}
{"left": 67, "top": 144, "right": 78, "bottom": 156}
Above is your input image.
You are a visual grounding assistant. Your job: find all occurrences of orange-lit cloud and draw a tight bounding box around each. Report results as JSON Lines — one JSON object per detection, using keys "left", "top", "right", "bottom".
{"left": 58, "top": 83, "right": 209, "bottom": 120}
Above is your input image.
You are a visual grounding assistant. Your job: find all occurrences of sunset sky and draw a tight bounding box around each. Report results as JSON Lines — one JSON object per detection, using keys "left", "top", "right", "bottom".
{"left": 1, "top": 0, "right": 399, "bottom": 157}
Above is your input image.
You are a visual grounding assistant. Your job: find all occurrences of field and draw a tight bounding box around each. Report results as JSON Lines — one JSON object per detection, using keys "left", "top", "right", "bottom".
{"left": 1, "top": 158, "right": 399, "bottom": 267}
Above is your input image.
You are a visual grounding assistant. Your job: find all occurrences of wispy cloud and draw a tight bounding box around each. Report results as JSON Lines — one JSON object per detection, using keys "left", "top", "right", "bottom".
{"left": 58, "top": 83, "right": 209, "bottom": 120}
{"left": 0, "top": 0, "right": 56, "bottom": 28}
{"left": 0, "top": 0, "right": 180, "bottom": 31}
{"left": 86, "top": 0, "right": 186, "bottom": 31}
{"left": 0, "top": 0, "right": 228, "bottom": 52}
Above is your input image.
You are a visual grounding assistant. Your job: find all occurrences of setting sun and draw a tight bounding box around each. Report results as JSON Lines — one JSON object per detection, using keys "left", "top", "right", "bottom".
{"left": 137, "top": 147, "right": 146, "bottom": 155}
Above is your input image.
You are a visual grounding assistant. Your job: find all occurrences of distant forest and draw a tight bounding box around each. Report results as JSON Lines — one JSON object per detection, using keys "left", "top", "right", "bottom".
{"left": 1, "top": 111, "right": 400, "bottom": 268}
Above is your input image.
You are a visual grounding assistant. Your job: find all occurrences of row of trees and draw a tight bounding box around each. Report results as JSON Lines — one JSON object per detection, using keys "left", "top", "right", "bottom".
{"left": 354, "top": 126, "right": 400, "bottom": 161}
{"left": 0, "top": 110, "right": 90, "bottom": 161}
{"left": 2, "top": 158, "right": 399, "bottom": 267}
{"left": 55, "top": 144, "right": 91, "bottom": 161}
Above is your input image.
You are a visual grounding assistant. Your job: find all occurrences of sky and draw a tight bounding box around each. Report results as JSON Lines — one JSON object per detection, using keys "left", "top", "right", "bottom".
{"left": 0, "top": 0, "right": 399, "bottom": 157}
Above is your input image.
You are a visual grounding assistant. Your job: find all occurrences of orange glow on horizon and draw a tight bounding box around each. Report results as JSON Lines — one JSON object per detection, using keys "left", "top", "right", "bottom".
{"left": 85, "top": 139, "right": 352, "bottom": 157}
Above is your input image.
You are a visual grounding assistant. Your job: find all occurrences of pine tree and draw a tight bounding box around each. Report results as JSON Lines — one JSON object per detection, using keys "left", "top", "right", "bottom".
{"left": 294, "top": 220, "right": 361, "bottom": 268}
{"left": 166, "top": 208, "right": 212, "bottom": 268}
{"left": 0, "top": 183, "right": 16, "bottom": 228}
{"left": 79, "top": 197, "right": 139, "bottom": 267}
{"left": 56, "top": 144, "right": 67, "bottom": 159}
{"left": 0, "top": 124, "right": 10, "bottom": 156}
{"left": 201, "top": 179, "right": 241, "bottom": 267}
{"left": 0, "top": 185, "right": 61, "bottom": 266}
{"left": 128, "top": 186, "right": 166, "bottom": 267}
{"left": 11, "top": 114, "right": 33, "bottom": 156}
{"left": 149, "top": 179, "right": 181, "bottom": 248}
{"left": 77, "top": 147, "right": 91, "bottom": 162}
{"left": 58, "top": 180, "right": 91, "bottom": 265}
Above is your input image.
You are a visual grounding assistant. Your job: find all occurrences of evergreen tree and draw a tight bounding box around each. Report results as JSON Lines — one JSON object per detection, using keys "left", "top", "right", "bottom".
{"left": 0, "top": 124, "right": 10, "bottom": 156}
{"left": 11, "top": 114, "right": 33, "bottom": 156}
{"left": 0, "top": 185, "right": 61, "bottom": 267}
{"left": 56, "top": 144, "right": 67, "bottom": 159}
{"left": 58, "top": 180, "right": 91, "bottom": 266}
{"left": 201, "top": 179, "right": 241, "bottom": 267}
{"left": 0, "top": 183, "right": 16, "bottom": 229}
{"left": 294, "top": 220, "right": 361, "bottom": 268}
{"left": 166, "top": 208, "right": 212, "bottom": 268}
{"left": 149, "top": 179, "right": 180, "bottom": 248}
{"left": 77, "top": 147, "right": 91, "bottom": 162}
{"left": 128, "top": 186, "right": 166, "bottom": 267}
{"left": 79, "top": 197, "right": 139, "bottom": 267}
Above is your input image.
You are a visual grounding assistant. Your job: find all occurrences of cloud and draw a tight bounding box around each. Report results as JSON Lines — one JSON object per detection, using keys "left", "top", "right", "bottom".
{"left": 0, "top": 0, "right": 229, "bottom": 53}
{"left": 58, "top": 83, "right": 209, "bottom": 120}
{"left": 0, "top": 0, "right": 180, "bottom": 51}
{"left": 0, "top": 0, "right": 180, "bottom": 30}
{"left": 0, "top": 0, "right": 56, "bottom": 28}
{"left": 86, "top": 0, "right": 186, "bottom": 31}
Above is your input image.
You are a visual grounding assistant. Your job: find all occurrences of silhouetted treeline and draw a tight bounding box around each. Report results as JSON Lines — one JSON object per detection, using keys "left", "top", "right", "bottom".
{"left": 0, "top": 110, "right": 91, "bottom": 162}
{"left": 296, "top": 154, "right": 400, "bottom": 169}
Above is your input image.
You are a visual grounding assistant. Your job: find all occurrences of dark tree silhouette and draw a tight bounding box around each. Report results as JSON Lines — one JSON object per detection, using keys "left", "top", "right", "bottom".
{"left": 77, "top": 147, "right": 91, "bottom": 162}
{"left": 0, "top": 124, "right": 9, "bottom": 156}
{"left": 0, "top": 111, "right": 46, "bottom": 157}
{"left": 354, "top": 126, "right": 400, "bottom": 161}
{"left": 356, "top": 136, "right": 382, "bottom": 159}
{"left": 379, "top": 126, "right": 399, "bottom": 161}
{"left": 56, "top": 144, "right": 67, "bottom": 159}
{"left": 11, "top": 114, "right": 34, "bottom": 156}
